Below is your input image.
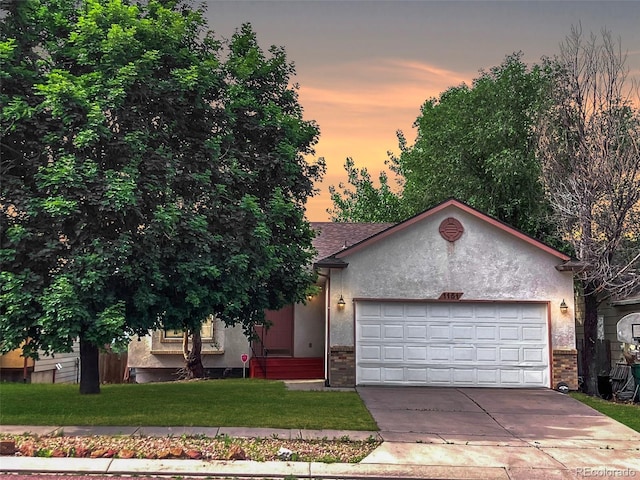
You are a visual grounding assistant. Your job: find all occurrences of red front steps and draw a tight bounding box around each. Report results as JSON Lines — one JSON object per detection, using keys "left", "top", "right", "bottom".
{"left": 249, "top": 357, "right": 324, "bottom": 380}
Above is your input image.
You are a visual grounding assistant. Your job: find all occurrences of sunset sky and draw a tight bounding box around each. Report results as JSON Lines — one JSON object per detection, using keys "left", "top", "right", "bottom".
{"left": 204, "top": 1, "right": 640, "bottom": 221}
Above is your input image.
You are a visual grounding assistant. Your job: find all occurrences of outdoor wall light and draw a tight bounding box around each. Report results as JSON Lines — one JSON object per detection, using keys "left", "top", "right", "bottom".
{"left": 560, "top": 299, "right": 568, "bottom": 314}
{"left": 337, "top": 295, "right": 346, "bottom": 308}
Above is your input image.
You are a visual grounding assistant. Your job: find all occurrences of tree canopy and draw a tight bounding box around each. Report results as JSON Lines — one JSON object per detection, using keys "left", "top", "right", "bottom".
{"left": 330, "top": 54, "right": 559, "bottom": 244}
{"left": 328, "top": 157, "right": 407, "bottom": 223}
{"left": 0, "top": 0, "right": 324, "bottom": 393}
{"left": 537, "top": 26, "right": 640, "bottom": 392}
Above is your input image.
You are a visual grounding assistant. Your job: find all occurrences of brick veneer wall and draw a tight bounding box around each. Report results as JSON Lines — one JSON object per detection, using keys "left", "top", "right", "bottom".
{"left": 329, "top": 346, "right": 355, "bottom": 387}
{"left": 552, "top": 349, "right": 578, "bottom": 391}
{"left": 328, "top": 346, "right": 578, "bottom": 389}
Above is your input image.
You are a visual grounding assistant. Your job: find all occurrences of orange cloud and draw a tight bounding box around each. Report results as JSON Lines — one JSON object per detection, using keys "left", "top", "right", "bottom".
{"left": 298, "top": 59, "right": 474, "bottom": 221}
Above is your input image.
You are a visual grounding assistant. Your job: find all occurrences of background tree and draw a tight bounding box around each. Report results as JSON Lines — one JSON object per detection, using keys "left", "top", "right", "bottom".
{"left": 1, "top": 0, "right": 324, "bottom": 392}
{"left": 537, "top": 26, "right": 640, "bottom": 393}
{"left": 328, "top": 157, "right": 406, "bottom": 222}
{"left": 330, "top": 54, "right": 559, "bottom": 244}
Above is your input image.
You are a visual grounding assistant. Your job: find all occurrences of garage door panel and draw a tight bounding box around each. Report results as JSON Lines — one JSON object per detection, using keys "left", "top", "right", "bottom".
{"left": 383, "top": 324, "right": 403, "bottom": 339}
{"left": 406, "top": 368, "right": 428, "bottom": 383}
{"left": 356, "top": 301, "right": 549, "bottom": 388}
{"left": 428, "top": 368, "right": 453, "bottom": 384}
{"left": 405, "top": 304, "right": 427, "bottom": 317}
{"left": 360, "top": 345, "right": 381, "bottom": 361}
{"left": 382, "top": 304, "right": 404, "bottom": 317}
{"left": 523, "top": 309, "right": 545, "bottom": 320}
{"left": 477, "top": 369, "right": 498, "bottom": 384}
{"left": 360, "top": 324, "right": 381, "bottom": 340}
{"left": 499, "top": 347, "right": 520, "bottom": 362}
{"left": 382, "top": 367, "right": 404, "bottom": 382}
{"left": 406, "top": 325, "right": 427, "bottom": 340}
{"left": 406, "top": 345, "right": 427, "bottom": 361}
{"left": 523, "top": 348, "right": 544, "bottom": 363}
{"left": 428, "top": 346, "right": 451, "bottom": 361}
{"left": 359, "top": 302, "right": 382, "bottom": 317}
{"left": 383, "top": 345, "right": 404, "bottom": 360}
{"left": 522, "top": 326, "right": 544, "bottom": 341}
{"left": 498, "top": 306, "right": 520, "bottom": 319}
{"left": 476, "top": 326, "right": 497, "bottom": 339}
{"left": 429, "top": 325, "right": 451, "bottom": 340}
{"left": 359, "top": 367, "right": 381, "bottom": 382}
{"left": 475, "top": 304, "right": 498, "bottom": 318}
{"left": 453, "top": 369, "right": 475, "bottom": 384}
{"left": 451, "top": 304, "right": 474, "bottom": 318}
{"left": 477, "top": 347, "right": 497, "bottom": 361}
{"left": 453, "top": 346, "right": 474, "bottom": 361}
{"left": 500, "top": 370, "right": 522, "bottom": 384}
{"left": 499, "top": 326, "right": 520, "bottom": 340}
{"left": 429, "top": 304, "right": 451, "bottom": 318}
{"left": 523, "top": 370, "right": 545, "bottom": 384}
{"left": 452, "top": 325, "right": 474, "bottom": 340}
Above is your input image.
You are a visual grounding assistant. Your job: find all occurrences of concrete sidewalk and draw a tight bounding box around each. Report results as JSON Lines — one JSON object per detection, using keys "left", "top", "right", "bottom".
{"left": 0, "top": 424, "right": 504, "bottom": 480}
{"left": 2, "top": 385, "right": 639, "bottom": 479}
{"left": 2, "top": 422, "right": 639, "bottom": 480}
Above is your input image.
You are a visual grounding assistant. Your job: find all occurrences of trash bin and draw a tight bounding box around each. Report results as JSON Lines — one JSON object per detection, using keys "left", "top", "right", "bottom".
{"left": 632, "top": 364, "right": 640, "bottom": 402}
{"left": 597, "top": 375, "right": 613, "bottom": 400}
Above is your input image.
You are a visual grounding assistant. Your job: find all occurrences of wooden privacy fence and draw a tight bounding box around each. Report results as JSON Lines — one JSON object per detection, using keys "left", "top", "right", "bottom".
{"left": 98, "top": 351, "right": 128, "bottom": 384}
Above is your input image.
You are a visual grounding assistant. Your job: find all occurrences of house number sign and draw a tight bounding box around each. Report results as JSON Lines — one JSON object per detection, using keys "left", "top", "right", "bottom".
{"left": 439, "top": 292, "right": 464, "bottom": 301}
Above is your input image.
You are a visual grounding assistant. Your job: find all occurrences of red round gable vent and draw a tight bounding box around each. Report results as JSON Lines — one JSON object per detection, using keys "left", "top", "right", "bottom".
{"left": 439, "top": 217, "right": 464, "bottom": 242}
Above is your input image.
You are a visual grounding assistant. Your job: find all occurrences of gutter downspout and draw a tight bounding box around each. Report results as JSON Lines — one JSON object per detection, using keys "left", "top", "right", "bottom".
{"left": 316, "top": 271, "right": 330, "bottom": 386}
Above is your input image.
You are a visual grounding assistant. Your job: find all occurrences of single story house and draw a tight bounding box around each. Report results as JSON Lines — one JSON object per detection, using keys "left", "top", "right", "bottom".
{"left": 128, "top": 199, "right": 579, "bottom": 390}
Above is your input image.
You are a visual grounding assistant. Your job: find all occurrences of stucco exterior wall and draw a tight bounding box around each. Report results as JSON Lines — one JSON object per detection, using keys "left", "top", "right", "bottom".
{"left": 329, "top": 206, "right": 575, "bottom": 350}
{"left": 128, "top": 321, "right": 250, "bottom": 374}
{"left": 294, "top": 286, "right": 325, "bottom": 357}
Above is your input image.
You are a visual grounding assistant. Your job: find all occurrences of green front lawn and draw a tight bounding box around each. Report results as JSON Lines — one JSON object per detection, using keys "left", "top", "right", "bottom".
{"left": 570, "top": 392, "right": 640, "bottom": 432}
{"left": 0, "top": 379, "right": 378, "bottom": 431}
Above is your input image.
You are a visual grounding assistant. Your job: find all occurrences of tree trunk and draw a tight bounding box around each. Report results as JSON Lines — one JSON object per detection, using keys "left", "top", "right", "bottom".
{"left": 581, "top": 282, "right": 599, "bottom": 395}
{"left": 79, "top": 337, "right": 101, "bottom": 394}
{"left": 183, "top": 330, "right": 205, "bottom": 379}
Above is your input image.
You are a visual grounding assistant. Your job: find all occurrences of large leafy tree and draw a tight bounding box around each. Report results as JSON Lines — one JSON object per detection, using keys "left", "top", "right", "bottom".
{"left": 330, "top": 54, "right": 558, "bottom": 244}
{"left": 1, "top": 0, "right": 323, "bottom": 393}
{"left": 126, "top": 23, "right": 325, "bottom": 379}
{"left": 537, "top": 26, "right": 640, "bottom": 393}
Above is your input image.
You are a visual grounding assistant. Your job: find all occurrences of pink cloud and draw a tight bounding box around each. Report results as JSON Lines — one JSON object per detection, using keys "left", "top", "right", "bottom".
{"left": 297, "top": 59, "right": 475, "bottom": 221}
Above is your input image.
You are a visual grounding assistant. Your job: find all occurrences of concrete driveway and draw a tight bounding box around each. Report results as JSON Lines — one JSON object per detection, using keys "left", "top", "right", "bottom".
{"left": 357, "top": 387, "right": 640, "bottom": 479}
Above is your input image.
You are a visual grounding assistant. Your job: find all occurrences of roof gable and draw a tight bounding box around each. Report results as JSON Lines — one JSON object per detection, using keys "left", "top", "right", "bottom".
{"left": 332, "top": 199, "right": 570, "bottom": 262}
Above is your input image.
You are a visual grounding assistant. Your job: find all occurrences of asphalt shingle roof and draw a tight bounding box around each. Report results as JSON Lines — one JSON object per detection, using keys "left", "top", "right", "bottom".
{"left": 311, "top": 222, "right": 395, "bottom": 264}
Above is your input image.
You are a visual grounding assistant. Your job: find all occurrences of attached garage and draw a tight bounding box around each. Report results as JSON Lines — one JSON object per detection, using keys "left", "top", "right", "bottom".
{"left": 356, "top": 301, "right": 549, "bottom": 387}
{"left": 316, "top": 199, "right": 577, "bottom": 390}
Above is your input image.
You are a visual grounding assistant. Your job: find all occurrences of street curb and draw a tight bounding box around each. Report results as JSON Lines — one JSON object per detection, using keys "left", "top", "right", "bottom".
{"left": 0, "top": 456, "right": 514, "bottom": 479}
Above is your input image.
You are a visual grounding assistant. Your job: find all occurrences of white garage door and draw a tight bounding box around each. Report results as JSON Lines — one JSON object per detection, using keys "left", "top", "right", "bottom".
{"left": 356, "top": 301, "right": 549, "bottom": 387}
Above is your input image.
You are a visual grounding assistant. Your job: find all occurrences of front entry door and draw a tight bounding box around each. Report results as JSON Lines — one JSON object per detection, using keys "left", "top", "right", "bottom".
{"left": 254, "top": 305, "right": 294, "bottom": 356}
